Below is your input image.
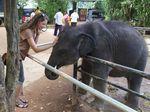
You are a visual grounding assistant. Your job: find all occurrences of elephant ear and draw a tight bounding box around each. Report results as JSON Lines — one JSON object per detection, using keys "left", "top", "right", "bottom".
{"left": 78, "top": 33, "right": 96, "bottom": 56}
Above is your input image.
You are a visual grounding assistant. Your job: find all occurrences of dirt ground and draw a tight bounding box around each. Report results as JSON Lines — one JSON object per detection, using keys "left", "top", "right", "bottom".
{"left": 0, "top": 26, "right": 150, "bottom": 112}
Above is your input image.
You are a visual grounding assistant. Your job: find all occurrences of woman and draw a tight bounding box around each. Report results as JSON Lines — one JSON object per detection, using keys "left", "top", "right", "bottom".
{"left": 63, "top": 11, "right": 69, "bottom": 26}
{"left": 16, "top": 13, "right": 57, "bottom": 108}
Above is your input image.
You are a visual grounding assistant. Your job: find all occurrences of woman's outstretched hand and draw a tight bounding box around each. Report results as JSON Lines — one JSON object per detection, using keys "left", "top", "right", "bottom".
{"left": 52, "top": 37, "right": 58, "bottom": 46}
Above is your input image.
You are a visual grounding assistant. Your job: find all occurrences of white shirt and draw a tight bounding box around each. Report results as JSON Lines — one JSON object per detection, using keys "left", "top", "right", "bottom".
{"left": 71, "top": 12, "right": 79, "bottom": 23}
{"left": 54, "top": 11, "right": 63, "bottom": 25}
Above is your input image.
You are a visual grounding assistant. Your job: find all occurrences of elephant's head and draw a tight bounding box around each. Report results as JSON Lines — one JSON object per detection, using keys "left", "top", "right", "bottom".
{"left": 45, "top": 26, "right": 96, "bottom": 80}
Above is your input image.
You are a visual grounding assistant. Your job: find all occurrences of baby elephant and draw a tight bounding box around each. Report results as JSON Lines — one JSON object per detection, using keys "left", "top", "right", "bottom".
{"left": 45, "top": 20, "right": 148, "bottom": 111}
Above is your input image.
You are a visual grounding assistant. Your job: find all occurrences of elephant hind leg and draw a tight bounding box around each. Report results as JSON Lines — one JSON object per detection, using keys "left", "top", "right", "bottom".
{"left": 127, "top": 51, "right": 147, "bottom": 109}
{"left": 127, "top": 76, "right": 142, "bottom": 109}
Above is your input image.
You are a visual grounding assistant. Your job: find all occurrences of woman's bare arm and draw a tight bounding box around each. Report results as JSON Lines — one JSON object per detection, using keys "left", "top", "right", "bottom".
{"left": 27, "top": 37, "right": 55, "bottom": 53}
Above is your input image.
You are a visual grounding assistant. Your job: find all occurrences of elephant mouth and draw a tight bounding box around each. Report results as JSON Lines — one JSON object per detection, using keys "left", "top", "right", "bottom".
{"left": 45, "top": 59, "right": 76, "bottom": 80}
{"left": 45, "top": 64, "right": 62, "bottom": 80}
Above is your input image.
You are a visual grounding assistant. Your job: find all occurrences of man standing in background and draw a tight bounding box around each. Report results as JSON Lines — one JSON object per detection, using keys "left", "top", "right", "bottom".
{"left": 54, "top": 9, "right": 63, "bottom": 36}
{"left": 70, "top": 10, "right": 79, "bottom": 27}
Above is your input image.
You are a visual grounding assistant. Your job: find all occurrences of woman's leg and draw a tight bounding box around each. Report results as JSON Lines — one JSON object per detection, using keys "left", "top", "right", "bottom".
{"left": 16, "top": 61, "right": 28, "bottom": 108}
{"left": 16, "top": 61, "right": 24, "bottom": 98}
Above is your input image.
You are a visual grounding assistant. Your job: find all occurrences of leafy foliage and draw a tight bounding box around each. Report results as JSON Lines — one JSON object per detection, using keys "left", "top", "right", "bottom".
{"left": 132, "top": 0, "right": 150, "bottom": 26}
{"left": 94, "top": 0, "right": 106, "bottom": 15}
{"left": 17, "top": 0, "right": 149, "bottom": 26}
{"left": 37, "top": 0, "right": 69, "bottom": 23}
{"left": 104, "top": 0, "right": 150, "bottom": 26}
{"left": 17, "top": 0, "right": 28, "bottom": 20}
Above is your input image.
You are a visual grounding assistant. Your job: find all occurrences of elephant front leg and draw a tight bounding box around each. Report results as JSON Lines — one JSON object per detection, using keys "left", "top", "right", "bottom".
{"left": 90, "top": 66, "right": 110, "bottom": 111}
{"left": 89, "top": 78, "right": 107, "bottom": 111}
{"left": 78, "top": 73, "right": 91, "bottom": 95}
{"left": 77, "top": 59, "right": 92, "bottom": 95}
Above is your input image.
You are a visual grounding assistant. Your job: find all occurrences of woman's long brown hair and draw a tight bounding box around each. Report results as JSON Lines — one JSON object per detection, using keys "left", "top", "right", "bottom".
{"left": 20, "top": 13, "right": 49, "bottom": 35}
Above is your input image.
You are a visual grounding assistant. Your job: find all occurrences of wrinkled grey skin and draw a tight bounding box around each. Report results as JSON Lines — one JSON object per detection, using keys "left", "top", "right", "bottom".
{"left": 45, "top": 20, "right": 148, "bottom": 110}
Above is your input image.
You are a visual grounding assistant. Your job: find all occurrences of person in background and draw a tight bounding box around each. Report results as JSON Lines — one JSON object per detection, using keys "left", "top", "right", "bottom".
{"left": 53, "top": 8, "right": 63, "bottom": 36}
{"left": 70, "top": 10, "right": 79, "bottom": 27}
{"left": 16, "top": 13, "right": 58, "bottom": 108}
{"left": 63, "top": 11, "right": 69, "bottom": 26}
{"left": 86, "top": 9, "right": 93, "bottom": 22}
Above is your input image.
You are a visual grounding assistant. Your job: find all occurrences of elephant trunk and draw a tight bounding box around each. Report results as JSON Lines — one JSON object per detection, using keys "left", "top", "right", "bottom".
{"left": 45, "top": 58, "right": 59, "bottom": 80}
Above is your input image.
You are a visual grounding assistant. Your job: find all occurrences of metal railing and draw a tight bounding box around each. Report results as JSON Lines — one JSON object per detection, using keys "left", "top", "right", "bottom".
{"left": 85, "top": 56, "right": 150, "bottom": 80}
{"left": 27, "top": 54, "right": 137, "bottom": 112}
{"left": 73, "top": 56, "right": 150, "bottom": 102}
{"left": 134, "top": 27, "right": 150, "bottom": 31}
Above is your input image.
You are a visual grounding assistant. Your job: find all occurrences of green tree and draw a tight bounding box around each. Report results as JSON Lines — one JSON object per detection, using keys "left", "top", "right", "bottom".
{"left": 105, "top": 0, "right": 150, "bottom": 26}
{"left": 95, "top": 0, "right": 106, "bottom": 16}
{"left": 17, "top": 0, "right": 28, "bottom": 21}
{"left": 105, "top": 0, "right": 125, "bottom": 20}
{"left": 37, "top": 0, "right": 69, "bottom": 23}
{"left": 132, "top": 0, "right": 150, "bottom": 26}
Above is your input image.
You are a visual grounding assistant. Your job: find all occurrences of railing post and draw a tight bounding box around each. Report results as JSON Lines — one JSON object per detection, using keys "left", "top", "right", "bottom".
{"left": 73, "top": 62, "right": 78, "bottom": 92}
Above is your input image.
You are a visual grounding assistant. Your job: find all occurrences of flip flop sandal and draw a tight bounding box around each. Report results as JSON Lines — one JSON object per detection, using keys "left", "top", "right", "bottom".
{"left": 19, "top": 98, "right": 28, "bottom": 103}
{"left": 16, "top": 101, "right": 28, "bottom": 108}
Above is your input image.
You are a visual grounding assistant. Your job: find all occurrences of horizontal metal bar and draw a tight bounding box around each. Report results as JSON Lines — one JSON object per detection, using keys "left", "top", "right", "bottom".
{"left": 134, "top": 27, "right": 150, "bottom": 31}
{"left": 85, "top": 56, "right": 150, "bottom": 80}
{"left": 37, "top": 42, "right": 53, "bottom": 47}
{"left": 38, "top": 42, "right": 150, "bottom": 47}
{"left": 78, "top": 69, "right": 150, "bottom": 101}
{"left": 27, "top": 54, "right": 137, "bottom": 112}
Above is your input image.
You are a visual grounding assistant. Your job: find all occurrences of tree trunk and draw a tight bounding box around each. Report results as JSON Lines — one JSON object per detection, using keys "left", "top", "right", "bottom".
{"left": 0, "top": 58, "right": 8, "bottom": 112}
{"left": 4, "top": 0, "right": 20, "bottom": 112}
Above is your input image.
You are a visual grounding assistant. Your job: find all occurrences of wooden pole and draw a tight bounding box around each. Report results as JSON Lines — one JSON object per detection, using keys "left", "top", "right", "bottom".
{"left": 4, "top": 0, "right": 19, "bottom": 111}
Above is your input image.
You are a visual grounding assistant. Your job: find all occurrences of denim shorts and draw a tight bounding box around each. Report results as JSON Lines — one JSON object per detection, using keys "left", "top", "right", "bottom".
{"left": 18, "top": 61, "right": 25, "bottom": 85}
